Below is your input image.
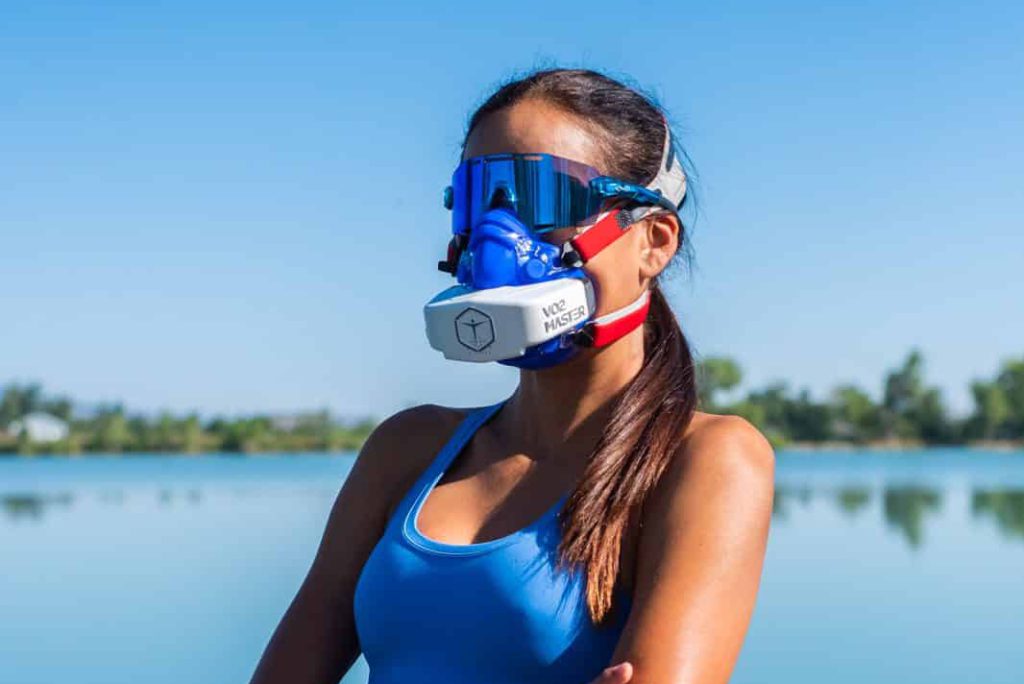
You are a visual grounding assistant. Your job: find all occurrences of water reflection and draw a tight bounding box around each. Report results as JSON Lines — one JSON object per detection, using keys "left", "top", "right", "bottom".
{"left": 1, "top": 487, "right": 333, "bottom": 521}
{"left": 6, "top": 480, "right": 1024, "bottom": 552}
{"left": 772, "top": 486, "right": 812, "bottom": 519}
{"left": 882, "top": 487, "right": 942, "bottom": 549}
{"left": 772, "top": 484, "right": 1024, "bottom": 550}
{"left": 972, "top": 489, "right": 1024, "bottom": 540}
{"left": 2, "top": 492, "right": 72, "bottom": 520}
{"left": 835, "top": 486, "right": 872, "bottom": 517}
{"left": 158, "top": 488, "right": 204, "bottom": 506}
{"left": 98, "top": 489, "right": 126, "bottom": 505}
{"left": 773, "top": 484, "right": 1024, "bottom": 548}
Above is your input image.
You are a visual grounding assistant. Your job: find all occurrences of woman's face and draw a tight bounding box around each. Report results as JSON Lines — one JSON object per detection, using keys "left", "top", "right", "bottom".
{"left": 462, "top": 98, "right": 678, "bottom": 318}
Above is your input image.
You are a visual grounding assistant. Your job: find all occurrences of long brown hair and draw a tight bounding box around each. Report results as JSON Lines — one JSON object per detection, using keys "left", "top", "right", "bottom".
{"left": 463, "top": 68, "right": 699, "bottom": 625}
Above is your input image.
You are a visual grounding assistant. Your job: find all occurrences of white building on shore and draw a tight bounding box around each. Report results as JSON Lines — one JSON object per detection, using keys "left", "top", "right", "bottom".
{"left": 7, "top": 412, "right": 70, "bottom": 444}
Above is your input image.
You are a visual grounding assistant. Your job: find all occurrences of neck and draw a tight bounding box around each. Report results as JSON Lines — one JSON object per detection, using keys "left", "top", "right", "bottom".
{"left": 501, "top": 324, "right": 646, "bottom": 457}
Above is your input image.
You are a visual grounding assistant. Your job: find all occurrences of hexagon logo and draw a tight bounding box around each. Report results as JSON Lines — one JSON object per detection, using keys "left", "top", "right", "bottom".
{"left": 454, "top": 307, "right": 495, "bottom": 352}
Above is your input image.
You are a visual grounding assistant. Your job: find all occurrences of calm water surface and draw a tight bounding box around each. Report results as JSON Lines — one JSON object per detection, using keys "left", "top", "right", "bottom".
{"left": 2, "top": 449, "right": 1023, "bottom": 684}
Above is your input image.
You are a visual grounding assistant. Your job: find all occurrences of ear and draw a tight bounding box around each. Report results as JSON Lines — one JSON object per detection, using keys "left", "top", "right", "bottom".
{"left": 638, "top": 211, "right": 680, "bottom": 282}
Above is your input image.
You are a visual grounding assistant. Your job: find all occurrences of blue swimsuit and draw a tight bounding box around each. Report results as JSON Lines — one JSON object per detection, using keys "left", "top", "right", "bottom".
{"left": 353, "top": 401, "right": 632, "bottom": 683}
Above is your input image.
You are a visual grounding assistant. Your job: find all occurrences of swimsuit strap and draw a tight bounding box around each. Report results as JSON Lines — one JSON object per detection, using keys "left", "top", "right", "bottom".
{"left": 423, "top": 399, "right": 506, "bottom": 482}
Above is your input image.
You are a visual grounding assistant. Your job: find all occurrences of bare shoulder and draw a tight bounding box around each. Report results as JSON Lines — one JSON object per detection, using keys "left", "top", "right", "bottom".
{"left": 681, "top": 411, "right": 776, "bottom": 476}
{"left": 350, "top": 403, "right": 475, "bottom": 526}
{"left": 359, "top": 403, "right": 469, "bottom": 467}
{"left": 644, "top": 411, "right": 775, "bottom": 519}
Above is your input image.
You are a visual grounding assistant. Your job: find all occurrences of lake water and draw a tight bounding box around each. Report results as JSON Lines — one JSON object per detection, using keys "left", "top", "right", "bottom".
{"left": 2, "top": 450, "right": 1022, "bottom": 684}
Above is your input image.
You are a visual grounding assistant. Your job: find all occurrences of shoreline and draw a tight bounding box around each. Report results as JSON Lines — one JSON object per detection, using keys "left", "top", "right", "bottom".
{"left": 3, "top": 441, "right": 1024, "bottom": 458}
{"left": 782, "top": 439, "right": 1024, "bottom": 452}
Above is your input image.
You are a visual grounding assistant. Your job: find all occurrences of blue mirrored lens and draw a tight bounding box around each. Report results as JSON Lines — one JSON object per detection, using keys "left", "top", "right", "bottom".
{"left": 447, "top": 153, "right": 679, "bottom": 238}
{"left": 448, "top": 154, "right": 605, "bottom": 236}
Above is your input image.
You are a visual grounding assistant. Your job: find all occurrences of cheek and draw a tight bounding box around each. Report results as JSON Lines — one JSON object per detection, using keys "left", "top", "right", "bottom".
{"left": 580, "top": 235, "right": 643, "bottom": 316}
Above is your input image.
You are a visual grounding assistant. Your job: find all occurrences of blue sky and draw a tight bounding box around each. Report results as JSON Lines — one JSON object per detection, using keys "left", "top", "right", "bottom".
{"left": 2, "top": 0, "right": 1022, "bottom": 418}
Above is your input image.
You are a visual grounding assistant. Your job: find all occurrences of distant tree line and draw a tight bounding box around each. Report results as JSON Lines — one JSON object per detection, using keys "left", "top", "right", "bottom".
{"left": 0, "top": 384, "right": 375, "bottom": 455}
{"left": 3, "top": 347, "right": 1022, "bottom": 454}
{"left": 698, "top": 348, "right": 1024, "bottom": 447}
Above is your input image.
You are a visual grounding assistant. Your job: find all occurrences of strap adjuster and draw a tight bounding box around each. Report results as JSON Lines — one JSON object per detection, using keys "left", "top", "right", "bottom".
{"left": 560, "top": 243, "right": 583, "bottom": 268}
{"left": 573, "top": 323, "right": 596, "bottom": 348}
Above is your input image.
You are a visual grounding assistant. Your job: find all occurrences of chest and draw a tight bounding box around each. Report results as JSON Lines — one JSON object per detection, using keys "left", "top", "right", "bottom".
{"left": 354, "top": 488, "right": 633, "bottom": 683}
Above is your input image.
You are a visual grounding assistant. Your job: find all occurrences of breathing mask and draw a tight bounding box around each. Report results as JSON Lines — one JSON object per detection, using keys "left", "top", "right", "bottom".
{"left": 424, "top": 119, "right": 687, "bottom": 369}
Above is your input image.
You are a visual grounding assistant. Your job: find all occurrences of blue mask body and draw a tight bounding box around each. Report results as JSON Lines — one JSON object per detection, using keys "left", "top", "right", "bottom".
{"left": 455, "top": 208, "right": 589, "bottom": 369}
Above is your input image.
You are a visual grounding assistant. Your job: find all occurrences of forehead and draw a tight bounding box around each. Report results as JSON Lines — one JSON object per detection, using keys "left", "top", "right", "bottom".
{"left": 462, "top": 99, "right": 606, "bottom": 171}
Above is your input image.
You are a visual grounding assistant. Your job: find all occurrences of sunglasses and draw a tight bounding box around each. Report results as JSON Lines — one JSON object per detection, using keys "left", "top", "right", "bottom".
{"left": 444, "top": 153, "right": 678, "bottom": 236}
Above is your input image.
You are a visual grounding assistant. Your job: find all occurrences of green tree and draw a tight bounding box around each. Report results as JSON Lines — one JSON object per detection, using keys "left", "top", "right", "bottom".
{"left": 879, "top": 349, "right": 955, "bottom": 443}
{"left": 0, "top": 383, "right": 43, "bottom": 426}
{"left": 909, "top": 387, "right": 956, "bottom": 444}
{"left": 333, "top": 418, "right": 376, "bottom": 451}
{"left": 218, "top": 417, "right": 273, "bottom": 452}
{"left": 696, "top": 357, "right": 742, "bottom": 410}
{"left": 738, "top": 382, "right": 791, "bottom": 445}
{"left": 831, "top": 385, "right": 883, "bottom": 443}
{"left": 42, "top": 396, "right": 73, "bottom": 422}
{"left": 745, "top": 382, "right": 789, "bottom": 431}
{"left": 294, "top": 409, "right": 333, "bottom": 449}
{"left": 785, "top": 388, "right": 833, "bottom": 442}
{"left": 151, "top": 413, "right": 179, "bottom": 451}
{"left": 92, "top": 405, "right": 130, "bottom": 453}
{"left": 15, "top": 426, "right": 33, "bottom": 455}
{"left": 966, "top": 380, "right": 1011, "bottom": 439}
{"left": 729, "top": 399, "right": 767, "bottom": 430}
{"left": 182, "top": 415, "right": 203, "bottom": 454}
{"left": 994, "top": 358, "right": 1024, "bottom": 437}
{"left": 882, "top": 349, "right": 925, "bottom": 438}
{"left": 127, "top": 415, "right": 153, "bottom": 451}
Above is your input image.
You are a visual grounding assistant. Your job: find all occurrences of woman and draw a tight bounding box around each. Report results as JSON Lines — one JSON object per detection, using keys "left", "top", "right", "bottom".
{"left": 250, "top": 68, "right": 774, "bottom": 684}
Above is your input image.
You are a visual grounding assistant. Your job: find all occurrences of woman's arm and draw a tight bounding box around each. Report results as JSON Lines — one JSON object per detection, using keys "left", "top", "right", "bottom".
{"left": 608, "top": 414, "right": 775, "bottom": 684}
{"left": 248, "top": 405, "right": 455, "bottom": 684}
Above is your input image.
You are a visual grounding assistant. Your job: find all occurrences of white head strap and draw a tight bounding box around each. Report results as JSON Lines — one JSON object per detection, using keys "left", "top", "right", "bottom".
{"left": 640, "top": 117, "right": 687, "bottom": 217}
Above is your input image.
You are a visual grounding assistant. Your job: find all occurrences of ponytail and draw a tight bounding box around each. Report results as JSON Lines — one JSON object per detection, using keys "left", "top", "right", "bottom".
{"left": 555, "top": 284, "right": 697, "bottom": 624}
